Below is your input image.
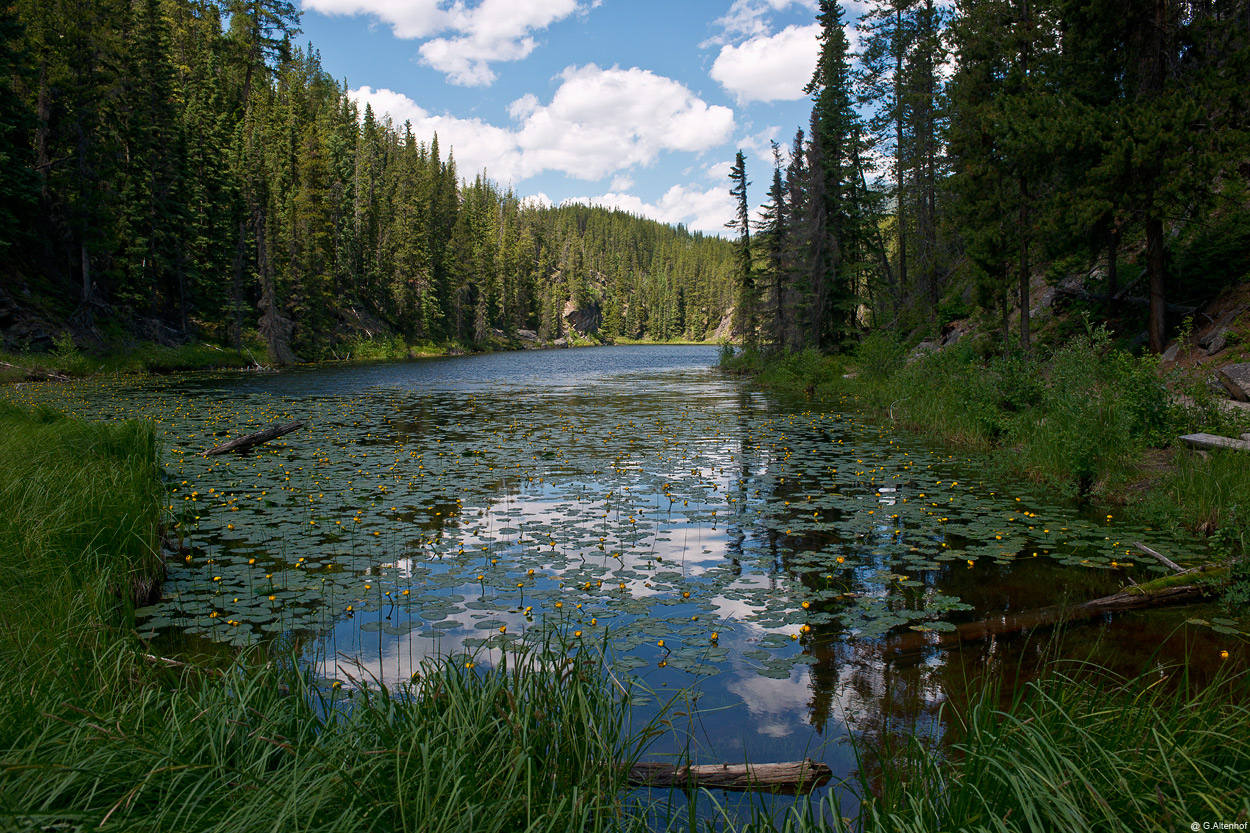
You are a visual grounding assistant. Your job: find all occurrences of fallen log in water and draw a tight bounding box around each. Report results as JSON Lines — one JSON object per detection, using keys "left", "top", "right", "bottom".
{"left": 885, "top": 578, "right": 1218, "bottom": 659}
{"left": 203, "top": 421, "right": 304, "bottom": 456}
{"left": 1133, "top": 541, "right": 1184, "bottom": 573}
{"left": 627, "top": 759, "right": 832, "bottom": 794}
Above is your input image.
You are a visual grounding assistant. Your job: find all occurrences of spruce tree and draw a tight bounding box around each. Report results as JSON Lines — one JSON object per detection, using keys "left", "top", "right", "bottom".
{"left": 0, "top": 0, "right": 37, "bottom": 256}
{"left": 804, "top": 0, "right": 870, "bottom": 349}
{"left": 726, "top": 149, "right": 755, "bottom": 346}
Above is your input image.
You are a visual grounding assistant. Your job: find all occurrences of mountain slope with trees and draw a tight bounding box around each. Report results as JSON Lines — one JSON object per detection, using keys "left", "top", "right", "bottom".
{"left": 0, "top": 0, "right": 736, "bottom": 362}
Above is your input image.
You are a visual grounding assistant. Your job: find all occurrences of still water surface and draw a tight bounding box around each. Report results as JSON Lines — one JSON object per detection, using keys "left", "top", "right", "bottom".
{"left": 8, "top": 344, "right": 1234, "bottom": 815}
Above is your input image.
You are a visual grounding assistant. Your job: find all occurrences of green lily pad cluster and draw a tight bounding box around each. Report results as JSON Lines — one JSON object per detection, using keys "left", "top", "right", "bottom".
{"left": 3, "top": 366, "right": 1208, "bottom": 687}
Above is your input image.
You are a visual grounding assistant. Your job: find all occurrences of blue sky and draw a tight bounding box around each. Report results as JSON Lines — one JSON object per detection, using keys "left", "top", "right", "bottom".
{"left": 298, "top": 0, "right": 865, "bottom": 234}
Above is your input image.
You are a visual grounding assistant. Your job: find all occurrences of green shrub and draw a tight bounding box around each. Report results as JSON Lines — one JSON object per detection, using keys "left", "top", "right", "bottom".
{"left": 853, "top": 332, "right": 907, "bottom": 381}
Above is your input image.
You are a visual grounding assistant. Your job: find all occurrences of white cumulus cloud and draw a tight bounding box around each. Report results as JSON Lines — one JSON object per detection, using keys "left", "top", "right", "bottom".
{"left": 710, "top": 23, "right": 821, "bottom": 103}
{"left": 303, "top": 0, "right": 586, "bottom": 86}
{"left": 352, "top": 64, "right": 734, "bottom": 185}
{"left": 513, "top": 65, "right": 735, "bottom": 180}
{"left": 703, "top": 0, "right": 816, "bottom": 46}
{"left": 563, "top": 184, "right": 735, "bottom": 235}
{"left": 351, "top": 86, "right": 525, "bottom": 181}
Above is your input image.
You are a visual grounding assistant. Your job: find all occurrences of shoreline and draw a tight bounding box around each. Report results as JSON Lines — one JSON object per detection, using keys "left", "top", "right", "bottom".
{"left": 1, "top": 334, "right": 727, "bottom": 384}
{"left": 718, "top": 345, "right": 1250, "bottom": 580}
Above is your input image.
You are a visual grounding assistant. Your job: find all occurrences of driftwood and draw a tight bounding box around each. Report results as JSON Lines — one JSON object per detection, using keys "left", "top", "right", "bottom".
{"left": 203, "top": 421, "right": 304, "bottom": 456}
{"left": 884, "top": 582, "right": 1213, "bottom": 659}
{"left": 1133, "top": 541, "right": 1185, "bottom": 573}
{"left": 1180, "top": 433, "right": 1250, "bottom": 453}
{"left": 627, "top": 759, "right": 832, "bottom": 794}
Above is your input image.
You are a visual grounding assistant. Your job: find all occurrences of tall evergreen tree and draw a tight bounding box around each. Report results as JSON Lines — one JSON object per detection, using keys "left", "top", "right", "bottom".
{"left": 0, "top": 0, "right": 37, "bottom": 256}
{"left": 726, "top": 149, "right": 755, "bottom": 346}
{"left": 756, "top": 142, "right": 789, "bottom": 350}
{"left": 804, "top": 0, "right": 872, "bottom": 349}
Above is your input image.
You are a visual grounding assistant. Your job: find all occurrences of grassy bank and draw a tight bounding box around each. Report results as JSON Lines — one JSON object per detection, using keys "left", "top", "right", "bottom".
{"left": 0, "top": 405, "right": 653, "bottom": 832}
{"left": 1, "top": 340, "right": 260, "bottom": 382}
{"left": 722, "top": 332, "right": 1250, "bottom": 561}
{"left": 845, "top": 662, "right": 1250, "bottom": 833}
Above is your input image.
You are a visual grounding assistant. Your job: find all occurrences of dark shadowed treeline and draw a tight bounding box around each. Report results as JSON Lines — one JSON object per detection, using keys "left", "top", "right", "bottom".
{"left": 730, "top": 0, "right": 1250, "bottom": 354}
{"left": 0, "top": 0, "right": 736, "bottom": 360}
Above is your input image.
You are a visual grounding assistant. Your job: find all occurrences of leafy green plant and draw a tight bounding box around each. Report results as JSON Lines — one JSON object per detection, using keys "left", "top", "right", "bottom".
{"left": 853, "top": 331, "right": 907, "bottom": 381}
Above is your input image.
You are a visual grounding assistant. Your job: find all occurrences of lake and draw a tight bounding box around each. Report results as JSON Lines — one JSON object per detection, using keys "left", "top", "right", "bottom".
{"left": 6, "top": 344, "right": 1231, "bottom": 819}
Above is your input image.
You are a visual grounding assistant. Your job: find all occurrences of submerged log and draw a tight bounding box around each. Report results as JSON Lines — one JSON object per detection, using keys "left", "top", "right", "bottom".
{"left": 627, "top": 759, "right": 832, "bottom": 794}
{"left": 885, "top": 581, "right": 1216, "bottom": 659}
{"left": 203, "top": 421, "right": 304, "bottom": 457}
{"left": 1179, "top": 433, "right": 1250, "bottom": 453}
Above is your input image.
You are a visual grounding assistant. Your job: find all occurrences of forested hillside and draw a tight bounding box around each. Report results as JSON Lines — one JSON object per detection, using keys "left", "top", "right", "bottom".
{"left": 0, "top": 0, "right": 736, "bottom": 361}
{"left": 729, "top": 0, "right": 1250, "bottom": 355}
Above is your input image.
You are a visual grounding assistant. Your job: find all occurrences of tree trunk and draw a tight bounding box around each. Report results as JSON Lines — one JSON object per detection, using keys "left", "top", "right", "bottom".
{"left": 1106, "top": 220, "right": 1121, "bottom": 313}
{"left": 885, "top": 582, "right": 1211, "bottom": 658}
{"left": 1146, "top": 212, "right": 1166, "bottom": 353}
{"left": 894, "top": 7, "right": 907, "bottom": 304}
{"left": 204, "top": 421, "right": 304, "bottom": 456}
{"left": 1018, "top": 175, "right": 1030, "bottom": 351}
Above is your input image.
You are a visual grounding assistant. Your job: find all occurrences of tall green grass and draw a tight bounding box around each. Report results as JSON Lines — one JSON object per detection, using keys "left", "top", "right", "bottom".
{"left": 0, "top": 403, "right": 163, "bottom": 648}
{"left": 708, "top": 661, "right": 1250, "bottom": 833}
{"left": 1, "top": 340, "right": 259, "bottom": 379}
{"left": 2, "top": 639, "right": 654, "bottom": 833}
{"left": 853, "top": 664, "right": 1250, "bottom": 833}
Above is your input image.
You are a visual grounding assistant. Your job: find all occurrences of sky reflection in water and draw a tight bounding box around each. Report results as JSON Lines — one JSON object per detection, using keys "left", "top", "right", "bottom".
{"left": 6, "top": 344, "right": 1231, "bottom": 820}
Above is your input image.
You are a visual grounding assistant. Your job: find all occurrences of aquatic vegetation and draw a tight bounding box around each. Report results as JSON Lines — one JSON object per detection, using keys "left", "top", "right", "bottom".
{"left": 3, "top": 354, "right": 1210, "bottom": 698}
{"left": 5, "top": 346, "right": 1241, "bottom": 830}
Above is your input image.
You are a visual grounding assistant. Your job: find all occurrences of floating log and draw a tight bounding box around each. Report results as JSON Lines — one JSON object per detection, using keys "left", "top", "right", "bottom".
{"left": 1133, "top": 541, "right": 1184, "bottom": 573}
{"left": 1179, "top": 432, "right": 1250, "bottom": 453}
{"left": 627, "top": 759, "right": 832, "bottom": 794}
{"left": 884, "top": 581, "right": 1214, "bottom": 659}
{"left": 203, "top": 421, "right": 304, "bottom": 457}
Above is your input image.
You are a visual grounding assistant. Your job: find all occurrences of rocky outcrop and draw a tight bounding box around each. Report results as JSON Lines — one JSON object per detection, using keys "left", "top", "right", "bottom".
{"left": 907, "top": 341, "right": 940, "bottom": 363}
{"left": 710, "top": 311, "right": 734, "bottom": 342}
{"left": 563, "top": 300, "right": 601, "bottom": 335}
{"left": 939, "top": 318, "right": 971, "bottom": 347}
{"left": 1217, "top": 363, "right": 1250, "bottom": 402}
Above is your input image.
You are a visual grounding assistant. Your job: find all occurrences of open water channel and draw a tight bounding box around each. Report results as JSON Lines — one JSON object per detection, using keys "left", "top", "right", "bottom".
{"left": 8, "top": 344, "right": 1239, "bottom": 819}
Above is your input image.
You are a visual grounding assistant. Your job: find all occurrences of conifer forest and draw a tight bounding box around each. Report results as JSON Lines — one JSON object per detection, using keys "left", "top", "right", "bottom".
{"left": 1, "top": 0, "right": 1248, "bottom": 359}
{"left": 0, "top": 0, "right": 738, "bottom": 361}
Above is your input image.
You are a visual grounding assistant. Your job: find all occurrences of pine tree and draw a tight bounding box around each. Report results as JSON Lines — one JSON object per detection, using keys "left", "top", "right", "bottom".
{"left": 115, "top": 0, "right": 185, "bottom": 322}
{"left": 0, "top": 0, "right": 37, "bottom": 255}
{"left": 726, "top": 149, "right": 755, "bottom": 346}
{"left": 857, "top": 0, "right": 915, "bottom": 309}
{"left": 756, "top": 142, "right": 788, "bottom": 350}
{"left": 804, "top": 0, "right": 871, "bottom": 349}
